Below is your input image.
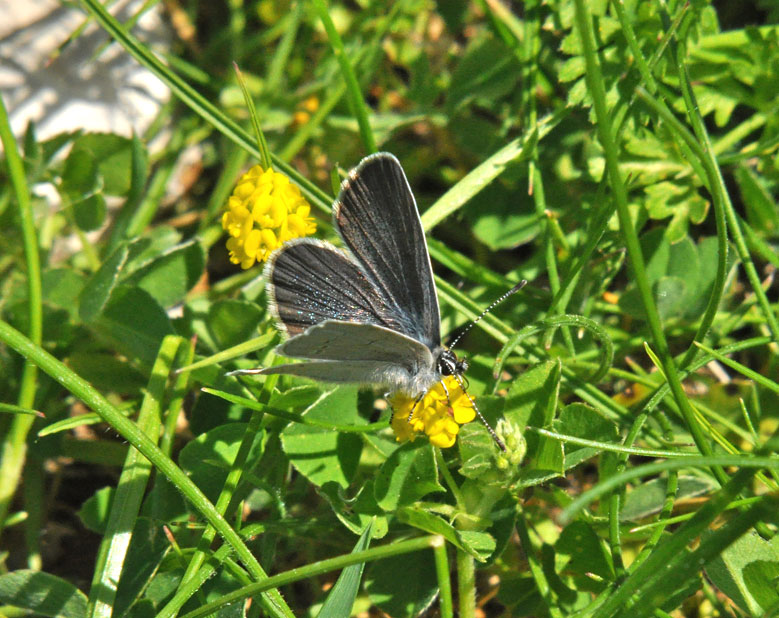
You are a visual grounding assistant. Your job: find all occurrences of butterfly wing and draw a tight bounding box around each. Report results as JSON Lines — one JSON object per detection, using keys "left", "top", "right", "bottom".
{"left": 333, "top": 153, "right": 441, "bottom": 350}
{"left": 261, "top": 322, "right": 436, "bottom": 392}
{"left": 278, "top": 320, "right": 433, "bottom": 365}
{"left": 264, "top": 239, "right": 435, "bottom": 391}
{"left": 260, "top": 154, "right": 442, "bottom": 394}
{"left": 266, "top": 238, "right": 405, "bottom": 337}
{"left": 259, "top": 360, "right": 400, "bottom": 383}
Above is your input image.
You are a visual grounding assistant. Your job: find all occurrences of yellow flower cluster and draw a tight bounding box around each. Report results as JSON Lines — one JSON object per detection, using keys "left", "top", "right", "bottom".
{"left": 222, "top": 165, "right": 316, "bottom": 269}
{"left": 390, "top": 376, "right": 477, "bottom": 448}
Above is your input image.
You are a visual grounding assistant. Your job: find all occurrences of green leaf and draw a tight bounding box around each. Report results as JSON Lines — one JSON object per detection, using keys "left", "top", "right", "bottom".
{"left": 179, "top": 422, "right": 263, "bottom": 502}
{"left": 281, "top": 387, "right": 364, "bottom": 489}
{"left": 446, "top": 33, "right": 520, "bottom": 112}
{"left": 65, "top": 351, "right": 147, "bottom": 395}
{"left": 397, "top": 506, "right": 496, "bottom": 561}
{"left": 124, "top": 240, "right": 205, "bottom": 308}
{"left": 458, "top": 396, "right": 506, "bottom": 481}
{"left": 467, "top": 181, "right": 540, "bottom": 250}
{"left": 620, "top": 231, "right": 725, "bottom": 322}
{"left": 42, "top": 268, "right": 85, "bottom": 318}
{"left": 644, "top": 181, "right": 709, "bottom": 243}
{"left": 61, "top": 146, "right": 100, "bottom": 197}
{"left": 683, "top": 235, "right": 726, "bottom": 319}
{"left": 504, "top": 361, "right": 561, "bottom": 429}
{"left": 207, "top": 299, "right": 264, "bottom": 350}
{"left": 364, "top": 550, "right": 438, "bottom": 618}
{"left": 705, "top": 531, "right": 779, "bottom": 615}
{"left": 497, "top": 575, "right": 544, "bottom": 616}
{"left": 373, "top": 442, "right": 444, "bottom": 511}
{"left": 92, "top": 285, "right": 175, "bottom": 367}
{"left": 72, "top": 133, "right": 146, "bottom": 196}
{"left": 23, "top": 120, "right": 41, "bottom": 173}
{"left": 72, "top": 192, "right": 107, "bottom": 231}
{"left": 316, "top": 523, "right": 373, "bottom": 618}
{"left": 40, "top": 130, "right": 80, "bottom": 165}
{"left": 534, "top": 435, "right": 564, "bottom": 476}
{"left": 556, "top": 520, "right": 615, "bottom": 580}
{"left": 268, "top": 385, "right": 321, "bottom": 411}
{"left": 505, "top": 361, "right": 561, "bottom": 477}
{"left": 0, "top": 570, "right": 88, "bottom": 618}
{"left": 557, "top": 403, "right": 618, "bottom": 470}
{"left": 735, "top": 165, "right": 779, "bottom": 234}
{"left": 78, "top": 486, "right": 114, "bottom": 534}
{"left": 106, "top": 132, "right": 150, "bottom": 252}
{"left": 620, "top": 476, "right": 717, "bottom": 522}
{"left": 653, "top": 276, "right": 687, "bottom": 321}
{"left": 124, "top": 227, "right": 183, "bottom": 268}
{"left": 79, "top": 243, "right": 130, "bottom": 322}
{"left": 114, "top": 518, "right": 171, "bottom": 617}
{"left": 319, "top": 481, "right": 389, "bottom": 538}
{"left": 559, "top": 56, "right": 586, "bottom": 82}
{"left": 420, "top": 132, "right": 538, "bottom": 231}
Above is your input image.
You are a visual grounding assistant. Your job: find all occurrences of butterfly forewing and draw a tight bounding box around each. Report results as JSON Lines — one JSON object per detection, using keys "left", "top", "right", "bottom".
{"left": 333, "top": 153, "right": 441, "bottom": 350}
{"left": 266, "top": 239, "right": 404, "bottom": 336}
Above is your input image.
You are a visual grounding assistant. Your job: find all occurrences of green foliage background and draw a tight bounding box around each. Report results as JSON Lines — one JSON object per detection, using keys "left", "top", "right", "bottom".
{"left": 1, "top": 1, "right": 778, "bottom": 617}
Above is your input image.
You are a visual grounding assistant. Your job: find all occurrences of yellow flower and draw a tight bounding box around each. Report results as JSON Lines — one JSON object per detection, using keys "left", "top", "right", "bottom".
{"left": 389, "top": 376, "right": 477, "bottom": 448}
{"left": 222, "top": 165, "right": 316, "bottom": 269}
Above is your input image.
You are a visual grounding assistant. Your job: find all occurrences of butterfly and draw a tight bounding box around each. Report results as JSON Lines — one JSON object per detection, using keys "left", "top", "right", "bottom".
{"left": 236, "top": 153, "right": 516, "bottom": 449}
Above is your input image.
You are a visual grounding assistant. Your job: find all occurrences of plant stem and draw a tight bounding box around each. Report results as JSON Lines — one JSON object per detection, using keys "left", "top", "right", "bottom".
{"left": 0, "top": 93, "right": 42, "bottom": 541}
{"left": 311, "top": 0, "right": 377, "bottom": 153}
{"left": 572, "top": 0, "right": 726, "bottom": 485}
{"left": 456, "top": 548, "right": 476, "bottom": 618}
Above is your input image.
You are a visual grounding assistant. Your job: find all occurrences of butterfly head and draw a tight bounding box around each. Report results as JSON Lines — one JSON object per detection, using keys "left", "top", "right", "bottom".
{"left": 436, "top": 348, "right": 468, "bottom": 377}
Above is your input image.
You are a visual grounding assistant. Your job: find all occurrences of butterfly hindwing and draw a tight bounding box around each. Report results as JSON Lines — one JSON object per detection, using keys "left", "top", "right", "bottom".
{"left": 262, "top": 322, "right": 436, "bottom": 393}
{"left": 278, "top": 320, "right": 433, "bottom": 368}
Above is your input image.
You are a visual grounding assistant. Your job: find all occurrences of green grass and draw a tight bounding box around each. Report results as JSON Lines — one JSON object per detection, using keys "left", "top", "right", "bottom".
{"left": 1, "top": 1, "right": 778, "bottom": 617}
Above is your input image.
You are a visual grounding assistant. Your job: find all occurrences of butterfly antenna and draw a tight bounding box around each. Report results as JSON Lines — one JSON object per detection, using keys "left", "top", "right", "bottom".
{"left": 452, "top": 374, "right": 506, "bottom": 452}
{"left": 449, "top": 280, "right": 527, "bottom": 350}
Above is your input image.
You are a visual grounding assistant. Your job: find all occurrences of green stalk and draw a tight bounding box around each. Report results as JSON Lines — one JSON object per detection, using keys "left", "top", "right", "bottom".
{"left": 610, "top": 0, "right": 658, "bottom": 93}
{"left": 87, "top": 336, "right": 183, "bottom": 618}
{"left": 523, "top": 4, "right": 571, "bottom": 357}
{"left": 515, "top": 509, "right": 563, "bottom": 618}
{"left": 572, "top": 0, "right": 726, "bottom": 485}
{"left": 311, "top": 0, "right": 377, "bottom": 153}
{"left": 561, "top": 454, "right": 779, "bottom": 524}
{"left": 634, "top": 86, "right": 759, "bottom": 367}
{"left": 0, "top": 93, "right": 42, "bottom": 539}
{"left": 673, "top": 30, "right": 779, "bottom": 345}
{"left": 279, "top": 82, "right": 346, "bottom": 162}
{"left": 170, "top": 370, "right": 282, "bottom": 616}
{"left": 180, "top": 535, "right": 442, "bottom": 618}
{"left": 456, "top": 548, "right": 476, "bottom": 618}
{"left": 608, "top": 490, "right": 626, "bottom": 582}
{"left": 79, "top": 0, "right": 331, "bottom": 213}
{"left": 234, "top": 62, "right": 272, "bottom": 170}
{"left": 0, "top": 320, "right": 293, "bottom": 618}
{"left": 433, "top": 538, "right": 454, "bottom": 618}
{"left": 611, "top": 492, "right": 775, "bottom": 618}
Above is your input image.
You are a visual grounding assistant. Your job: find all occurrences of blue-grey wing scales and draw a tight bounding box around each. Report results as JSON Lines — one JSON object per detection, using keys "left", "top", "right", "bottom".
{"left": 333, "top": 153, "right": 441, "bottom": 350}
{"left": 258, "top": 155, "right": 443, "bottom": 396}
{"left": 266, "top": 238, "right": 408, "bottom": 337}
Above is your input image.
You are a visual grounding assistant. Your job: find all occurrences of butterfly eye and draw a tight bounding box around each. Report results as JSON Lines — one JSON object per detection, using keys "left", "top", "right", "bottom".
{"left": 437, "top": 349, "right": 461, "bottom": 376}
